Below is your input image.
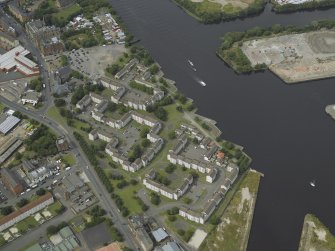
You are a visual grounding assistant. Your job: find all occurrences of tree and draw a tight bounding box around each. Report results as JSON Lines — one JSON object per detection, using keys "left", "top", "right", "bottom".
{"left": 0, "top": 206, "right": 13, "bottom": 216}
{"left": 168, "top": 131, "right": 176, "bottom": 139}
{"left": 209, "top": 216, "right": 221, "bottom": 225}
{"left": 17, "top": 198, "right": 29, "bottom": 208}
{"left": 141, "top": 139, "right": 150, "bottom": 148}
{"left": 177, "top": 229, "right": 185, "bottom": 236}
{"left": 36, "top": 188, "right": 46, "bottom": 196}
{"left": 165, "top": 164, "right": 176, "bottom": 174}
{"left": 176, "top": 106, "right": 183, "bottom": 113}
{"left": 186, "top": 103, "right": 196, "bottom": 111}
{"left": 150, "top": 193, "right": 161, "bottom": 205}
{"left": 60, "top": 55, "right": 69, "bottom": 66}
{"left": 178, "top": 95, "right": 187, "bottom": 104}
{"left": 149, "top": 64, "right": 159, "bottom": 75}
{"left": 54, "top": 98, "right": 66, "bottom": 107}
{"left": 154, "top": 107, "right": 168, "bottom": 121}
{"left": 168, "top": 215, "right": 176, "bottom": 222}
{"left": 140, "top": 127, "right": 150, "bottom": 138}
{"left": 106, "top": 64, "right": 121, "bottom": 76}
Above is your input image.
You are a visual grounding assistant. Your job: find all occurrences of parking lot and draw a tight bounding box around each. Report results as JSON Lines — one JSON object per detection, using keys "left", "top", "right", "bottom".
{"left": 65, "top": 44, "right": 127, "bottom": 78}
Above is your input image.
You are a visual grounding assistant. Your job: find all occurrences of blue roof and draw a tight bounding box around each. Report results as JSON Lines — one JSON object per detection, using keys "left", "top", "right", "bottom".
{"left": 161, "top": 242, "right": 182, "bottom": 251}
{"left": 0, "top": 115, "right": 20, "bottom": 134}
{"left": 151, "top": 228, "right": 169, "bottom": 242}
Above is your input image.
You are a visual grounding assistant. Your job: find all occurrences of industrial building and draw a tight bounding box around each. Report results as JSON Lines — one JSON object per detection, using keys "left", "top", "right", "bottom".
{"left": 0, "top": 114, "right": 20, "bottom": 135}
{"left": 0, "top": 45, "right": 40, "bottom": 76}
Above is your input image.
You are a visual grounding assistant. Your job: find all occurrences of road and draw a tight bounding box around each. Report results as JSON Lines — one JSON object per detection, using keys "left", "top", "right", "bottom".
{"left": 0, "top": 96, "right": 138, "bottom": 249}
{"left": 0, "top": 9, "right": 52, "bottom": 113}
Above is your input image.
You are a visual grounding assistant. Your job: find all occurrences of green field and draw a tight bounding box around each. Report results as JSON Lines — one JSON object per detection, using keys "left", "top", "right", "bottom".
{"left": 62, "top": 153, "right": 76, "bottom": 166}
{"left": 200, "top": 170, "right": 261, "bottom": 251}
{"left": 52, "top": 4, "right": 81, "bottom": 20}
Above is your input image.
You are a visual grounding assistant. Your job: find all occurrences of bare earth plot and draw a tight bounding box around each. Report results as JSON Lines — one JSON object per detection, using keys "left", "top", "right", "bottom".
{"left": 298, "top": 214, "right": 335, "bottom": 251}
{"left": 200, "top": 170, "right": 262, "bottom": 251}
{"left": 241, "top": 30, "right": 335, "bottom": 83}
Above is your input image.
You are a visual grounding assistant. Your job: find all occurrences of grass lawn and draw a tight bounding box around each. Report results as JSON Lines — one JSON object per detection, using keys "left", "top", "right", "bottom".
{"left": 200, "top": 170, "right": 262, "bottom": 251}
{"left": 47, "top": 201, "right": 63, "bottom": 216}
{"left": 52, "top": 4, "right": 81, "bottom": 20}
{"left": 62, "top": 153, "right": 76, "bottom": 166}
{"left": 47, "top": 106, "right": 67, "bottom": 126}
{"left": 0, "top": 103, "right": 5, "bottom": 113}
{"left": 16, "top": 216, "right": 39, "bottom": 233}
{"left": 113, "top": 182, "right": 143, "bottom": 215}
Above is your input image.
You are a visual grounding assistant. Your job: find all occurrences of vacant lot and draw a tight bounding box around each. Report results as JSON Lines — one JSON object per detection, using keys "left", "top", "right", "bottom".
{"left": 52, "top": 4, "right": 81, "bottom": 20}
{"left": 298, "top": 214, "right": 335, "bottom": 251}
{"left": 241, "top": 30, "right": 335, "bottom": 83}
{"left": 200, "top": 170, "right": 261, "bottom": 251}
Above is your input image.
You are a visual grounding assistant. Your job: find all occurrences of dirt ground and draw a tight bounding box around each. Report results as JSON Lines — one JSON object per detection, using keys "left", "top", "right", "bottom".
{"left": 241, "top": 30, "right": 335, "bottom": 83}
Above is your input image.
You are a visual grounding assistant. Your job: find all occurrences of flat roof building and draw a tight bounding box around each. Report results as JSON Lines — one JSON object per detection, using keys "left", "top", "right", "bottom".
{"left": 0, "top": 45, "right": 39, "bottom": 76}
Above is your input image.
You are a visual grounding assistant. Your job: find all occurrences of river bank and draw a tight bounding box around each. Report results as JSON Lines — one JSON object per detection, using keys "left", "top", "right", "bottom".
{"left": 298, "top": 214, "right": 335, "bottom": 251}
{"left": 200, "top": 169, "right": 262, "bottom": 251}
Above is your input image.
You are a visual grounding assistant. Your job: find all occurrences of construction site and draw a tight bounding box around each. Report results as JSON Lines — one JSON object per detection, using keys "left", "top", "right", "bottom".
{"left": 241, "top": 30, "right": 335, "bottom": 83}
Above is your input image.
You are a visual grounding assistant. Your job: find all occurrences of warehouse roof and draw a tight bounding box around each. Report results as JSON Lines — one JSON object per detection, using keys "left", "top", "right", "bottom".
{"left": 0, "top": 114, "right": 20, "bottom": 134}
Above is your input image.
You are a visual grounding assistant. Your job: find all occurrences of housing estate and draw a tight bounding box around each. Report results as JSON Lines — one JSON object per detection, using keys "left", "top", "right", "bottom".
{"left": 0, "top": 192, "right": 54, "bottom": 232}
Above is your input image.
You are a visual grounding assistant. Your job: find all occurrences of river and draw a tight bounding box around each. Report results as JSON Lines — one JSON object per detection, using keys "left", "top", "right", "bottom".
{"left": 107, "top": 1, "right": 335, "bottom": 250}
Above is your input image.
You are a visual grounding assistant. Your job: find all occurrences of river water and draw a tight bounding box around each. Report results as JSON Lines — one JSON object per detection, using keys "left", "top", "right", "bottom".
{"left": 108, "top": 1, "right": 335, "bottom": 250}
